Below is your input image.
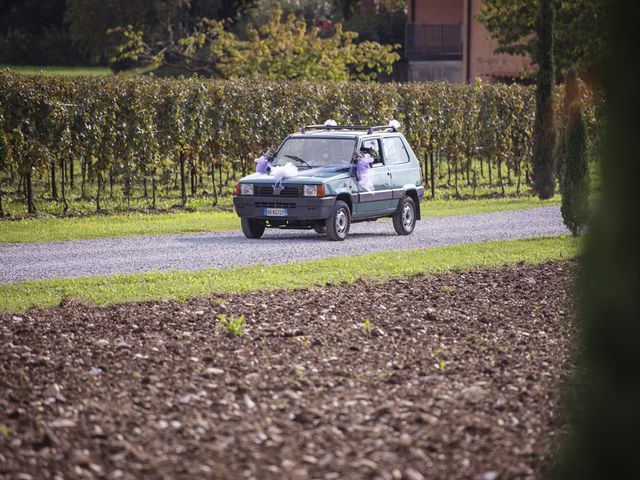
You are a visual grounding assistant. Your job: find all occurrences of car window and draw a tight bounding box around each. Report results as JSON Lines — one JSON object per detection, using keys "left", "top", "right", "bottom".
{"left": 360, "top": 138, "right": 383, "bottom": 166}
{"left": 382, "top": 137, "right": 410, "bottom": 165}
{"left": 273, "top": 137, "right": 356, "bottom": 167}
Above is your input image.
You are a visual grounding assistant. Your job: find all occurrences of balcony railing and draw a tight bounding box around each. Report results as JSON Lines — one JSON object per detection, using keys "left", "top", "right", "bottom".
{"left": 406, "top": 23, "right": 463, "bottom": 61}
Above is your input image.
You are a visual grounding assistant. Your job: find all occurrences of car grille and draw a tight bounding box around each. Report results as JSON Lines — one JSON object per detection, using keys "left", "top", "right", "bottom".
{"left": 255, "top": 201, "right": 297, "bottom": 209}
{"left": 255, "top": 185, "right": 301, "bottom": 197}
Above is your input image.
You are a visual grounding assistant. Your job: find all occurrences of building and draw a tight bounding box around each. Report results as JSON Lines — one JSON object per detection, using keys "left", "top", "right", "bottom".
{"left": 406, "top": 0, "right": 529, "bottom": 82}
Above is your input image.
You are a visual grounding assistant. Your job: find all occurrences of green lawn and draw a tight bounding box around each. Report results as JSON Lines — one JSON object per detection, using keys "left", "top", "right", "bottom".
{"left": 0, "top": 65, "right": 112, "bottom": 77}
{"left": 425, "top": 195, "right": 560, "bottom": 217}
{"left": 0, "top": 235, "right": 580, "bottom": 313}
{"left": 0, "top": 196, "right": 561, "bottom": 244}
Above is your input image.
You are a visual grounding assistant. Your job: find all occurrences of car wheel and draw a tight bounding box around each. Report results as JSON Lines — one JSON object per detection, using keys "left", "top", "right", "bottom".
{"left": 325, "top": 200, "right": 351, "bottom": 241}
{"left": 241, "top": 217, "right": 266, "bottom": 239}
{"left": 393, "top": 196, "right": 416, "bottom": 235}
{"left": 313, "top": 225, "right": 327, "bottom": 235}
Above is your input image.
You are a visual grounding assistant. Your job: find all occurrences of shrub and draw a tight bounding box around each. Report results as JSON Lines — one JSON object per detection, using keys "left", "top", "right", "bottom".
{"left": 561, "top": 69, "right": 590, "bottom": 236}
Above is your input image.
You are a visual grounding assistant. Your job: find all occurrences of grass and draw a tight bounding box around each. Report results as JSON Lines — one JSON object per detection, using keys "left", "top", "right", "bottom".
{"left": 0, "top": 235, "right": 580, "bottom": 313}
{"left": 218, "top": 314, "right": 246, "bottom": 337}
{"left": 0, "top": 196, "right": 560, "bottom": 244}
{"left": 0, "top": 65, "right": 112, "bottom": 77}
{"left": 0, "top": 210, "right": 239, "bottom": 244}
{"left": 424, "top": 195, "right": 560, "bottom": 218}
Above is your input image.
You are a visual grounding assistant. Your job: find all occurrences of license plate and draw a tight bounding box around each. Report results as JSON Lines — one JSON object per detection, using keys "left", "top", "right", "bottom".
{"left": 264, "top": 208, "right": 288, "bottom": 217}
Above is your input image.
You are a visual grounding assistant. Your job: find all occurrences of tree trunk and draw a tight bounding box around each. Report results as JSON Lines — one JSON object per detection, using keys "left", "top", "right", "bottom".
{"left": 124, "top": 168, "right": 130, "bottom": 209}
{"left": 152, "top": 175, "right": 157, "bottom": 209}
{"left": 480, "top": 156, "right": 484, "bottom": 179}
{"left": 488, "top": 158, "right": 493, "bottom": 186}
{"left": 190, "top": 159, "right": 196, "bottom": 196}
{"left": 96, "top": 172, "right": 102, "bottom": 212}
{"left": 516, "top": 158, "right": 523, "bottom": 194}
{"left": 473, "top": 169, "right": 478, "bottom": 196}
{"left": 87, "top": 158, "right": 93, "bottom": 185}
{"left": 126, "top": 178, "right": 131, "bottom": 209}
{"left": 0, "top": 183, "right": 4, "bottom": 217}
{"left": 179, "top": 151, "right": 187, "bottom": 206}
{"left": 50, "top": 161, "right": 59, "bottom": 201}
{"left": 532, "top": 0, "right": 556, "bottom": 199}
{"left": 218, "top": 162, "right": 223, "bottom": 195}
{"left": 430, "top": 150, "right": 436, "bottom": 199}
{"left": 81, "top": 159, "right": 86, "bottom": 198}
{"left": 454, "top": 160, "right": 460, "bottom": 198}
{"left": 143, "top": 177, "right": 148, "bottom": 199}
{"left": 109, "top": 167, "right": 114, "bottom": 198}
{"left": 60, "top": 158, "right": 69, "bottom": 213}
{"left": 498, "top": 157, "right": 505, "bottom": 195}
{"left": 211, "top": 159, "right": 218, "bottom": 207}
{"left": 446, "top": 156, "right": 451, "bottom": 187}
{"left": 26, "top": 170, "right": 36, "bottom": 214}
{"left": 69, "top": 156, "right": 74, "bottom": 189}
{"left": 422, "top": 152, "right": 429, "bottom": 189}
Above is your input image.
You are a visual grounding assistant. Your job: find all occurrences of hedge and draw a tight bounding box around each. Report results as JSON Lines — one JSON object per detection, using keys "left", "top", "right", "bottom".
{"left": 0, "top": 71, "right": 600, "bottom": 214}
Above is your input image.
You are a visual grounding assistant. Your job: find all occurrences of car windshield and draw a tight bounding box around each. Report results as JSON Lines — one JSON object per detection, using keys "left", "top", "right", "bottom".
{"left": 272, "top": 137, "right": 356, "bottom": 168}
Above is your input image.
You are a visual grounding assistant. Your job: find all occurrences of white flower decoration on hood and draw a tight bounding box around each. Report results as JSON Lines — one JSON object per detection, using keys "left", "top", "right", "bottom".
{"left": 271, "top": 162, "right": 299, "bottom": 188}
{"left": 324, "top": 119, "right": 337, "bottom": 126}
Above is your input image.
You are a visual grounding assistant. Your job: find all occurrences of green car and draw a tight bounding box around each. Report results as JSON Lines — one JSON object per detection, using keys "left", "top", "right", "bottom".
{"left": 233, "top": 124, "right": 425, "bottom": 241}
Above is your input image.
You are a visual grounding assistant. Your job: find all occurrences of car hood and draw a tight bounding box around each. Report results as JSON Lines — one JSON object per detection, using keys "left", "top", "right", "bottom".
{"left": 242, "top": 165, "right": 352, "bottom": 184}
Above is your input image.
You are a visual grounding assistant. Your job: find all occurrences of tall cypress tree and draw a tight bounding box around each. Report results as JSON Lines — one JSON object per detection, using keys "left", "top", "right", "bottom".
{"left": 532, "top": 0, "right": 556, "bottom": 199}
{"left": 560, "top": 68, "right": 589, "bottom": 235}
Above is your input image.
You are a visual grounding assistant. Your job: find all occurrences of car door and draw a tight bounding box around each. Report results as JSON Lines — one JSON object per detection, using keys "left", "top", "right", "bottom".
{"left": 354, "top": 137, "right": 395, "bottom": 216}
{"left": 382, "top": 135, "right": 415, "bottom": 209}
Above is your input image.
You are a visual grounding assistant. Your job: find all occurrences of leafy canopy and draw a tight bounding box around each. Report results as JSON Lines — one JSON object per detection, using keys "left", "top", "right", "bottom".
{"left": 110, "top": 9, "right": 400, "bottom": 80}
{"left": 477, "top": 0, "right": 609, "bottom": 74}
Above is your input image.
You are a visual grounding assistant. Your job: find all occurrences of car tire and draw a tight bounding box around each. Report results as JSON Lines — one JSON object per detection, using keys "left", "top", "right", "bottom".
{"left": 241, "top": 217, "right": 266, "bottom": 239}
{"left": 393, "top": 196, "right": 417, "bottom": 235}
{"left": 325, "top": 200, "right": 351, "bottom": 241}
{"left": 313, "top": 225, "right": 327, "bottom": 235}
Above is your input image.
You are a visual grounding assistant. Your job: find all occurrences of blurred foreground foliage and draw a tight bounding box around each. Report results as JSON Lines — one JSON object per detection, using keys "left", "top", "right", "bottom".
{"left": 553, "top": 1, "right": 640, "bottom": 479}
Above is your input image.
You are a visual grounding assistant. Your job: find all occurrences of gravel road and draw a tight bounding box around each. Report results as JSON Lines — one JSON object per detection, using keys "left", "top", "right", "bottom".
{"left": 0, "top": 206, "right": 567, "bottom": 284}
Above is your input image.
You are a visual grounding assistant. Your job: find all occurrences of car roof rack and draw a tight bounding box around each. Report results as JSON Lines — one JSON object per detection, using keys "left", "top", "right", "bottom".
{"left": 301, "top": 125, "right": 398, "bottom": 134}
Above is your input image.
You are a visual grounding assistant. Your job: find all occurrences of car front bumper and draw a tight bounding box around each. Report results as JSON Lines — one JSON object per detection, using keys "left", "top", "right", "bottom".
{"left": 233, "top": 195, "right": 335, "bottom": 220}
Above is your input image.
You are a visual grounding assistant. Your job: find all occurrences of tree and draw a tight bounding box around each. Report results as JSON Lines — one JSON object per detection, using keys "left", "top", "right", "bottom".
{"left": 110, "top": 10, "right": 400, "bottom": 80}
{"left": 0, "top": 0, "right": 85, "bottom": 65}
{"left": 477, "top": 0, "right": 610, "bottom": 76}
{"left": 560, "top": 69, "right": 589, "bottom": 236}
{"left": 65, "top": 0, "right": 190, "bottom": 63}
{"left": 531, "top": 0, "right": 556, "bottom": 199}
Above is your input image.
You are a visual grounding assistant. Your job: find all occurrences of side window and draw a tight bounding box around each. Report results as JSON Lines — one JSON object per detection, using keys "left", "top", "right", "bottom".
{"left": 382, "top": 137, "right": 410, "bottom": 166}
{"left": 360, "top": 138, "right": 383, "bottom": 166}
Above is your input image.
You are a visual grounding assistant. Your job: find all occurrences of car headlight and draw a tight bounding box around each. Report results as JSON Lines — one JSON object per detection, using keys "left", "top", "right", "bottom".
{"left": 303, "top": 185, "right": 325, "bottom": 197}
{"left": 240, "top": 184, "right": 254, "bottom": 196}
